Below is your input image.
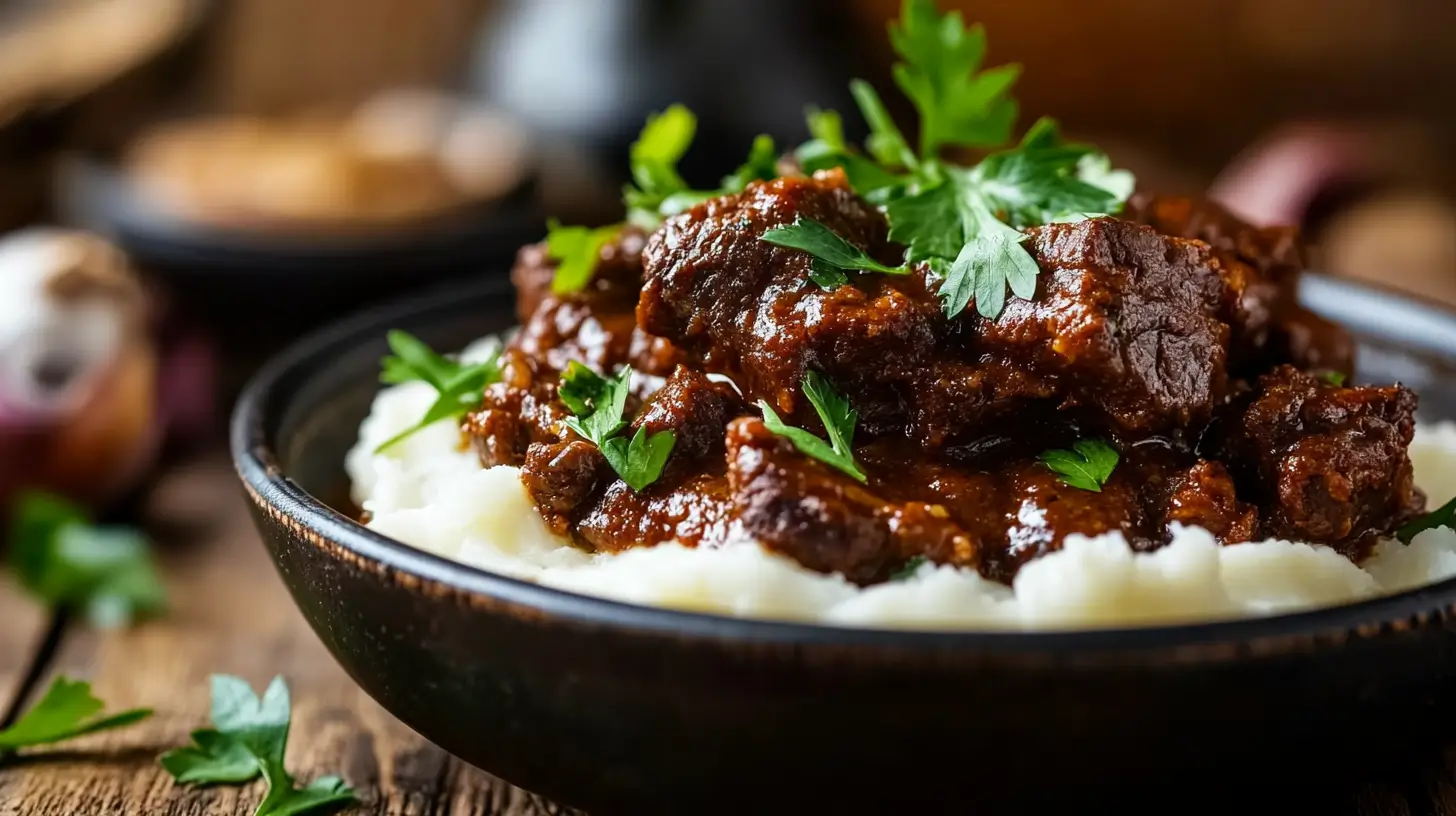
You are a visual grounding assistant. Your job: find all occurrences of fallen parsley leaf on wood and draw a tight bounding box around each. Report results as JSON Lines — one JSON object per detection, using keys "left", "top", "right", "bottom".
{"left": 759, "top": 370, "right": 867, "bottom": 483}
{"left": 559, "top": 363, "right": 675, "bottom": 491}
{"left": 375, "top": 330, "right": 501, "bottom": 453}
{"left": 760, "top": 217, "right": 906, "bottom": 287}
{"left": 9, "top": 491, "right": 165, "bottom": 629}
{"left": 160, "top": 675, "right": 356, "bottom": 816}
{"left": 1039, "top": 439, "right": 1119, "bottom": 493}
{"left": 0, "top": 677, "right": 151, "bottom": 758}
{"left": 1398, "top": 496, "right": 1456, "bottom": 544}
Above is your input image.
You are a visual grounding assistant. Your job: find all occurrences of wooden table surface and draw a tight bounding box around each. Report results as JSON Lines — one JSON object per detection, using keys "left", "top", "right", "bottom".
{"left": 5, "top": 450, "right": 1456, "bottom": 815}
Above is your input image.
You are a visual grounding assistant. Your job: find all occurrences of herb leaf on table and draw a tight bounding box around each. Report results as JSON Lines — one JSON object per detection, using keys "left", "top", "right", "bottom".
{"left": 9, "top": 491, "right": 166, "bottom": 629}
{"left": 0, "top": 677, "right": 152, "bottom": 758}
{"left": 160, "top": 675, "right": 357, "bottom": 816}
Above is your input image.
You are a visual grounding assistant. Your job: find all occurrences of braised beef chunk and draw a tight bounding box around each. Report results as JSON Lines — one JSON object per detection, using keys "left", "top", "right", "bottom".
{"left": 466, "top": 348, "right": 572, "bottom": 468}
{"left": 970, "top": 218, "right": 1237, "bottom": 435}
{"left": 1124, "top": 194, "right": 1355, "bottom": 375}
{"left": 1215, "top": 365, "right": 1423, "bottom": 554}
{"left": 511, "top": 226, "right": 649, "bottom": 323}
{"left": 517, "top": 366, "right": 750, "bottom": 550}
{"left": 512, "top": 225, "right": 683, "bottom": 380}
{"left": 474, "top": 169, "right": 1415, "bottom": 586}
{"left": 639, "top": 169, "right": 931, "bottom": 435}
{"left": 726, "top": 417, "right": 974, "bottom": 584}
{"left": 642, "top": 174, "right": 1237, "bottom": 441}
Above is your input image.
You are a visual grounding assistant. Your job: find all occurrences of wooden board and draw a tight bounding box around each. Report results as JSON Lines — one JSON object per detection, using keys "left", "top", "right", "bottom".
{"left": 0, "top": 454, "right": 571, "bottom": 815}
{"left": 0, "top": 579, "right": 51, "bottom": 721}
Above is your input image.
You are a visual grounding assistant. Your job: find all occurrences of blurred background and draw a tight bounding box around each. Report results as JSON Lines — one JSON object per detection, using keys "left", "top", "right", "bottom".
{"left": 0, "top": 0, "right": 1453, "bottom": 512}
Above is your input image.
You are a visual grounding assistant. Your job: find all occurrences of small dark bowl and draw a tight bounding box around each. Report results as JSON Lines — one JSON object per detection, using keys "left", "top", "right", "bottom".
{"left": 55, "top": 155, "right": 544, "bottom": 353}
{"left": 233, "top": 274, "right": 1456, "bottom": 814}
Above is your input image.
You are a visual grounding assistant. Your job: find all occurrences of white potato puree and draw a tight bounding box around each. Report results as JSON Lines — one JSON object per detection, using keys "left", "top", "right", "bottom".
{"left": 345, "top": 338, "right": 1456, "bottom": 630}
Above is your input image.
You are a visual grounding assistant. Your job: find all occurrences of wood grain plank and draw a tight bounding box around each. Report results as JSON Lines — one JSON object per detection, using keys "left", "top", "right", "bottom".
{"left": 0, "top": 454, "right": 570, "bottom": 815}
{"left": 0, "top": 573, "right": 52, "bottom": 722}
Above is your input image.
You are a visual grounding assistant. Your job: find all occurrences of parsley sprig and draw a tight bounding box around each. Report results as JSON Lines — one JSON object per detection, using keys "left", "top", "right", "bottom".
{"left": 375, "top": 331, "right": 501, "bottom": 453}
{"left": 1397, "top": 496, "right": 1456, "bottom": 544}
{"left": 547, "top": 106, "right": 780, "bottom": 294}
{"left": 0, "top": 677, "right": 152, "bottom": 759}
{"left": 558, "top": 363, "right": 676, "bottom": 492}
{"left": 761, "top": 217, "right": 906, "bottom": 289}
{"left": 9, "top": 491, "right": 165, "bottom": 629}
{"left": 759, "top": 370, "right": 866, "bottom": 483}
{"left": 161, "top": 675, "right": 356, "bottom": 816}
{"left": 782, "top": 0, "right": 1135, "bottom": 318}
{"left": 1039, "top": 439, "right": 1119, "bottom": 493}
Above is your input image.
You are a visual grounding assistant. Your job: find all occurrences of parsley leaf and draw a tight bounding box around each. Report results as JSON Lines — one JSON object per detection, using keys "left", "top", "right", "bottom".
{"left": 376, "top": 331, "right": 501, "bottom": 453}
{"left": 760, "top": 217, "right": 906, "bottom": 286}
{"left": 160, "top": 675, "right": 356, "bottom": 816}
{"left": 560, "top": 364, "right": 631, "bottom": 444}
{"left": 545, "top": 220, "right": 622, "bottom": 294}
{"left": 849, "top": 79, "right": 918, "bottom": 171}
{"left": 890, "top": 555, "right": 928, "bottom": 581}
{"left": 796, "top": 106, "right": 909, "bottom": 197}
{"left": 1317, "top": 370, "right": 1348, "bottom": 387}
{"left": 889, "top": 118, "right": 1128, "bottom": 318}
{"left": 758, "top": 370, "right": 866, "bottom": 482}
{"left": 9, "top": 491, "right": 166, "bottom": 629}
{"left": 888, "top": 0, "right": 1021, "bottom": 156}
{"left": 1397, "top": 496, "right": 1456, "bottom": 544}
{"left": 1039, "top": 439, "right": 1119, "bottom": 492}
{"left": 0, "top": 677, "right": 152, "bottom": 757}
{"left": 558, "top": 364, "right": 675, "bottom": 491}
{"left": 601, "top": 426, "right": 678, "bottom": 492}
{"left": 624, "top": 104, "right": 697, "bottom": 228}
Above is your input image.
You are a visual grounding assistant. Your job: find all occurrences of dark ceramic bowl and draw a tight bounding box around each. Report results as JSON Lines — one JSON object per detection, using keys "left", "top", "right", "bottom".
{"left": 233, "top": 274, "right": 1456, "bottom": 814}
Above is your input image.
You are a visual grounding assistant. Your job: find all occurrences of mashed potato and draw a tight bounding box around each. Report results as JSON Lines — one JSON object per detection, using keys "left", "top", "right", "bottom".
{"left": 344, "top": 337, "right": 1456, "bottom": 630}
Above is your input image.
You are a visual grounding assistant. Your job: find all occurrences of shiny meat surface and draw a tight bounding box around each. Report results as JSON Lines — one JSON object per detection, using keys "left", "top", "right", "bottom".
{"left": 460, "top": 179, "right": 1424, "bottom": 585}
{"left": 641, "top": 172, "right": 1238, "bottom": 442}
{"left": 1124, "top": 193, "right": 1355, "bottom": 375}
{"left": 1212, "top": 365, "right": 1422, "bottom": 556}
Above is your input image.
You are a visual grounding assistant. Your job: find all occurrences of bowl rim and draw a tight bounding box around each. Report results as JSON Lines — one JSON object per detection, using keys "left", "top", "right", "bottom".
{"left": 231, "top": 273, "right": 1456, "bottom": 654}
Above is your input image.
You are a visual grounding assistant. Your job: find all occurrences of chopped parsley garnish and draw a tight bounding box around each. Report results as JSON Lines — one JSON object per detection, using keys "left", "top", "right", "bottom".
{"left": 761, "top": 217, "right": 906, "bottom": 289}
{"left": 551, "top": 107, "right": 779, "bottom": 293}
{"left": 1317, "top": 370, "right": 1348, "bottom": 387}
{"left": 885, "top": 0, "right": 1021, "bottom": 157}
{"left": 160, "top": 675, "right": 356, "bottom": 816}
{"left": 758, "top": 370, "right": 866, "bottom": 482}
{"left": 624, "top": 104, "right": 698, "bottom": 229}
{"left": 558, "top": 363, "right": 676, "bottom": 492}
{"left": 1039, "top": 439, "right": 1119, "bottom": 493}
{"left": 890, "top": 555, "right": 928, "bottom": 581}
{"left": 0, "top": 677, "right": 152, "bottom": 759}
{"left": 376, "top": 330, "right": 501, "bottom": 453}
{"left": 779, "top": 0, "right": 1134, "bottom": 319}
{"left": 9, "top": 491, "right": 165, "bottom": 629}
{"left": 1397, "top": 496, "right": 1456, "bottom": 544}
{"left": 545, "top": 220, "right": 620, "bottom": 294}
